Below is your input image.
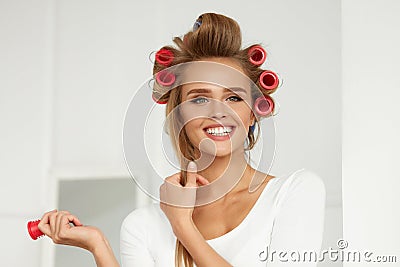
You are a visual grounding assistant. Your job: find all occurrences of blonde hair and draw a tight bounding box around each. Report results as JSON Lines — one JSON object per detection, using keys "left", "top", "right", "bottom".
{"left": 152, "top": 12, "right": 278, "bottom": 266}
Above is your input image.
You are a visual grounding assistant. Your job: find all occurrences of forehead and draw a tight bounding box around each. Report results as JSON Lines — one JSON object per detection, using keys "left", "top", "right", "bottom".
{"left": 178, "top": 60, "right": 251, "bottom": 91}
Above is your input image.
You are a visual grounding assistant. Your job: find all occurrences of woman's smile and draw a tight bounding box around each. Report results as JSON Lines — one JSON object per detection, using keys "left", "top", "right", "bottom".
{"left": 203, "top": 124, "right": 236, "bottom": 141}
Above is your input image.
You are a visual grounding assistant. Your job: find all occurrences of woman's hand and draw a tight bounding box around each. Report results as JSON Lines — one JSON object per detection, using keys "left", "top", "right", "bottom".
{"left": 159, "top": 162, "right": 232, "bottom": 267}
{"left": 38, "top": 210, "right": 103, "bottom": 252}
{"left": 159, "top": 161, "right": 209, "bottom": 234}
{"left": 38, "top": 210, "right": 119, "bottom": 267}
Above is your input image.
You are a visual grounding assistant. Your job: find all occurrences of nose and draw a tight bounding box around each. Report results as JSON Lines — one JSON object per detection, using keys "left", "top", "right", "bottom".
{"left": 209, "top": 99, "right": 229, "bottom": 119}
{"left": 211, "top": 111, "right": 226, "bottom": 120}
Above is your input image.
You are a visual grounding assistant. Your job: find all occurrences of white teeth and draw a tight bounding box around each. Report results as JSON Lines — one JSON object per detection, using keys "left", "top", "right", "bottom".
{"left": 205, "top": 127, "right": 233, "bottom": 136}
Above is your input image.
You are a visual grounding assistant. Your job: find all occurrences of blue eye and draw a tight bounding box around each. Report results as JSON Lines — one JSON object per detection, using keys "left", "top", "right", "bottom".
{"left": 190, "top": 97, "right": 208, "bottom": 104}
{"left": 228, "top": 96, "right": 243, "bottom": 102}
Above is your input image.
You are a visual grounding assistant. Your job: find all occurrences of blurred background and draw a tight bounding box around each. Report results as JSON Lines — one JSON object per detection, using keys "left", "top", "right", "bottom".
{"left": 0, "top": 0, "right": 398, "bottom": 266}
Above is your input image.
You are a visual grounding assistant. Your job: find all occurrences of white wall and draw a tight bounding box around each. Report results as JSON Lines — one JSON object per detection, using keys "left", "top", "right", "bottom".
{"left": 0, "top": 0, "right": 53, "bottom": 266}
{"left": 342, "top": 0, "right": 400, "bottom": 266}
{"left": 0, "top": 1, "right": 347, "bottom": 266}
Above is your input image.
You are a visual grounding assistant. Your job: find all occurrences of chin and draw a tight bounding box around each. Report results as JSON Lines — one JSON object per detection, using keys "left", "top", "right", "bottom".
{"left": 192, "top": 134, "right": 246, "bottom": 158}
{"left": 214, "top": 150, "right": 233, "bottom": 158}
{"left": 200, "top": 145, "right": 242, "bottom": 158}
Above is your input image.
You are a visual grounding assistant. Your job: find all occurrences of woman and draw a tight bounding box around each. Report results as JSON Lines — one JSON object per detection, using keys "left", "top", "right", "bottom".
{"left": 37, "top": 13, "right": 325, "bottom": 266}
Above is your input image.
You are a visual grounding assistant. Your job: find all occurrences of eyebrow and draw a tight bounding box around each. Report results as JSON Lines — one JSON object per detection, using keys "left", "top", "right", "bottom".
{"left": 186, "top": 87, "right": 247, "bottom": 96}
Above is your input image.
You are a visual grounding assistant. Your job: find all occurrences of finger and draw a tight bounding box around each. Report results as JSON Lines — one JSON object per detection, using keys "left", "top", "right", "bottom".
{"left": 54, "top": 212, "right": 81, "bottom": 243}
{"left": 39, "top": 209, "right": 57, "bottom": 223}
{"left": 159, "top": 183, "right": 166, "bottom": 202}
{"left": 196, "top": 175, "right": 210, "bottom": 186}
{"left": 38, "top": 210, "right": 57, "bottom": 236}
{"left": 70, "top": 215, "right": 83, "bottom": 226}
{"left": 186, "top": 161, "right": 197, "bottom": 187}
{"left": 40, "top": 209, "right": 57, "bottom": 224}
{"left": 58, "top": 214, "right": 81, "bottom": 237}
{"left": 55, "top": 211, "right": 70, "bottom": 238}
{"left": 49, "top": 212, "right": 58, "bottom": 237}
{"left": 160, "top": 176, "right": 197, "bottom": 207}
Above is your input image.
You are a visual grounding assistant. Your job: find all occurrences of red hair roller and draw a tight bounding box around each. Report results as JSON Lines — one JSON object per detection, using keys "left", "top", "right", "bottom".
{"left": 259, "top": 70, "right": 279, "bottom": 91}
{"left": 254, "top": 95, "right": 274, "bottom": 116}
{"left": 248, "top": 45, "right": 267, "bottom": 66}
{"left": 27, "top": 220, "right": 44, "bottom": 240}
{"left": 155, "top": 70, "right": 176, "bottom": 87}
{"left": 155, "top": 49, "right": 174, "bottom": 66}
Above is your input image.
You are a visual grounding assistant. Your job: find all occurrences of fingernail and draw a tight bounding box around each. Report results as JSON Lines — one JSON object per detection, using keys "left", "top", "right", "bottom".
{"left": 187, "top": 161, "right": 197, "bottom": 171}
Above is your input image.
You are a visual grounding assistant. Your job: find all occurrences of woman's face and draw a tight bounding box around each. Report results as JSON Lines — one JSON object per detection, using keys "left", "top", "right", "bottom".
{"left": 178, "top": 58, "right": 255, "bottom": 158}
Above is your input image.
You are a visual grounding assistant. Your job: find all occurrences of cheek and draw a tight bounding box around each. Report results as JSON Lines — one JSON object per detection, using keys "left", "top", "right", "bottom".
{"left": 237, "top": 107, "right": 253, "bottom": 127}
{"left": 183, "top": 120, "right": 203, "bottom": 141}
{"left": 179, "top": 102, "right": 204, "bottom": 124}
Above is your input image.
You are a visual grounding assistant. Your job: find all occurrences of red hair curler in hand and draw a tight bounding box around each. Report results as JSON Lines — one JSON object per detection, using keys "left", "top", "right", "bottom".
{"left": 259, "top": 70, "right": 279, "bottom": 91}
{"left": 254, "top": 95, "right": 274, "bottom": 117}
{"left": 248, "top": 45, "right": 267, "bottom": 66}
{"left": 155, "top": 69, "right": 176, "bottom": 87}
{"left": 155, "top": 48, "right": 174, "bottom": 67}
{"left": 27, "top": 220, "right": 44, "bottom": 240}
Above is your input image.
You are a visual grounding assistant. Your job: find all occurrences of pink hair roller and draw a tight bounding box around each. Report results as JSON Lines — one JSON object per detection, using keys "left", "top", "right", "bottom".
{"left": 155, "top": 48, "right": 174, "bottom": 66}
{"left": 27, "top": 220, "right": 44, "bottom": 240}
{"left": 155, "top": 70, "right": 176, "bottom": 87}
{"left": 254, "top": 95, "right": 274, "bottom": 116}
{"left": 259, "top": 70, "right": 279, "bottom": 90}
{"left": 248, "top": 45, "right": 267, "bottom": 66}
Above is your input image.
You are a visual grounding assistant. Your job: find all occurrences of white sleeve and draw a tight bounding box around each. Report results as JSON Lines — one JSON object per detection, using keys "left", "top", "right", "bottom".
{"left": 120, "top": 208, "right": 155, "bottom": 267}
{"left": 266, "top": 170, "right": 326, "bottom": 266}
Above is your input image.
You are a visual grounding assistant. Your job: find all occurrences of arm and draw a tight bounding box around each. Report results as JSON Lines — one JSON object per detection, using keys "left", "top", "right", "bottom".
{"left": 264, "top": 170, "right": 326, "bottom": 266}
{"left": 92, "top": 235, "right": 120, "bottom": 267}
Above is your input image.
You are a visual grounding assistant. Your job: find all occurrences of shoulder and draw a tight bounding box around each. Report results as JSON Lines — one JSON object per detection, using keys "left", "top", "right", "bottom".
{"left": 120, "top": 202, "right": 175, "bottom": 257}
{"left": 287, "top": 168, "right": 325, "bottom": 192}
{"left": 122, "top": 203, "right": 155, "bottom": 225}
{"left": 266, "top": 169, "right": 326, "bottom": 254}
{"left": 121, "top": 202, "right": 166, "bottom": 236}
{"left": 273, "top": 168, "right": 326, "bottom": 207}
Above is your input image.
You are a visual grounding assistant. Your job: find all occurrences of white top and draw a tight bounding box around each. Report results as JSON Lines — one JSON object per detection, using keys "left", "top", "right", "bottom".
{"left": 120, "top": 168, "right": 326, "bottom": 266}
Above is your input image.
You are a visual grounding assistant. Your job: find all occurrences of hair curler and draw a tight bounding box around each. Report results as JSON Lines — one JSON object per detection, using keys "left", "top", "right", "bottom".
{"left": 254, "top": 95, "right": 274, "bottom": 117}
{"left": 155, "top": 48, "right": 174, "bottom": 67}
{"left": 27, "top": 220, "right": 44, "bottom": 240}
{"left": 248, "top": 45, "right": 267, "bottom": 66}
{"left": 259, "top": 70, "right": 279, "bottom": 91}
{"left": 155, "top": 69, "right": 176, "bottom": 87}
{"left": 150, "top": 77, "right": 169, "bottom": 104}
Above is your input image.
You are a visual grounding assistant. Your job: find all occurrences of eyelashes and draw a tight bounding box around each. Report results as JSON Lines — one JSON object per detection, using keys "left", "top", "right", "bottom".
{"left": 189, "top": 96, "right": 243, "bottom": 104}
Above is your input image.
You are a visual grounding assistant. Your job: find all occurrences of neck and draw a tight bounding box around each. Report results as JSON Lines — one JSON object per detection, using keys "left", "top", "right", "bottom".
{"left": 196, "top": 149, "right": 254, "bottom": 192}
